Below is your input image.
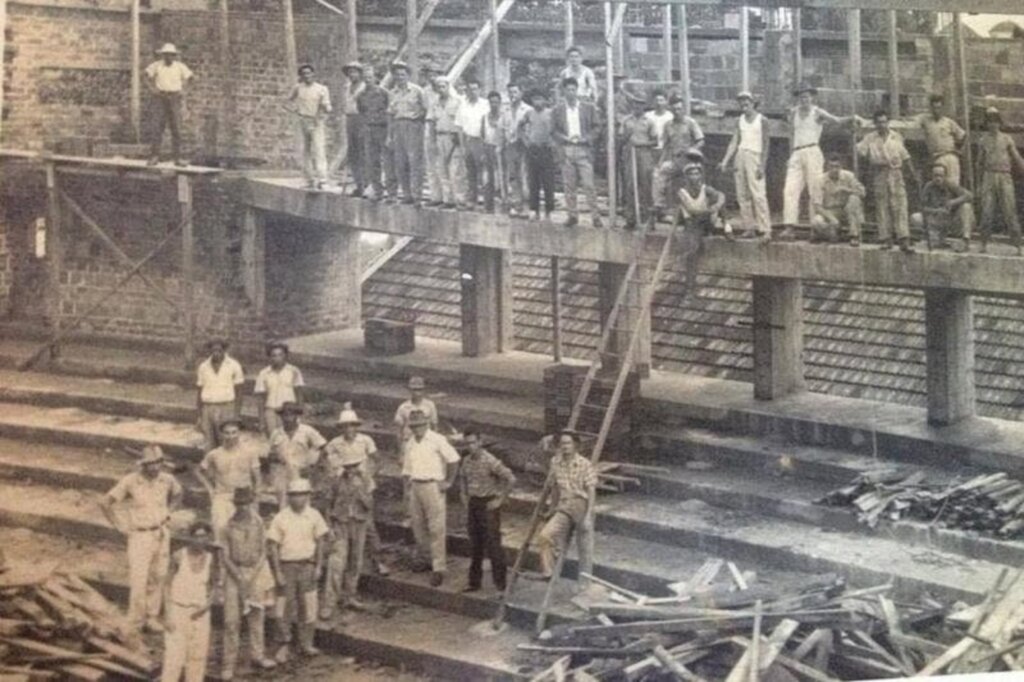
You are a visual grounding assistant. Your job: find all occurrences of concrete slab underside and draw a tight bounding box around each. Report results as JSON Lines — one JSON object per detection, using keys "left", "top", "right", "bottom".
{"left": 286, "top": 329, "right": 1024, "bottom": 470}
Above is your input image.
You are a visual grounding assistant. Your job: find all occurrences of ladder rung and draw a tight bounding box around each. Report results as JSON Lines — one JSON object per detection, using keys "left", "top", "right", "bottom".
{"left": 581, "top": 402, "right": 608, "bottom": 412}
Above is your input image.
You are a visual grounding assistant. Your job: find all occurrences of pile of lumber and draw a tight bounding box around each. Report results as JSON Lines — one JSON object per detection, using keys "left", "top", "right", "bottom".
{"left": 523, "top": 558, "right": 965, "bottom": 681}
{"left": 0, "top": 561, "right": 156, "bottom": 680}
{"left": 816, "top": 470, "right": 1024, "bottom": 537}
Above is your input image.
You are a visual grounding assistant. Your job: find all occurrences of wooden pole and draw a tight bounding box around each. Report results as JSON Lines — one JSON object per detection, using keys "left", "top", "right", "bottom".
{"left": 606, "top": 1, "right": 617, "bottom": 229}
{"left": 0, "top": 0, "right": 5, "bottom": 144}
{"left": 346, "top": 0, "right": 358, "bottom": 59}
{"left": 953, "top": 12, "right": 973, "bottom": 190}
{"left": 887, "top": 9, "right": 899, "bottom": 117}
{"left": 551, "top": 257, "right": 563, "bottom": 362}
{"left": 407, "top": 0, "right": 419, "bottom": 82}
{"left": 178, "top": 175, "right": 195, "bottom": 369}
{"left": 662, "top": 4, "right": 672, "bottom": 82}
{"left": 45, "top": 163, "right": 62, "bottom": 342}
{"left": 283, "top": 0, "right": 298, "bottom": 79}
{"left": 130, "top": 0, "right": 141, "bottom": 143}
{"left": 218, "top": 0, "right": 231, "bottom": 158}
{"left": 565, "top": 0, "right": 574, "bottom": 50}
{"left": 740, "top": 7, "right": 750, "bottom": 93}
{"left": 847, "top": 9, "right": 862, "bottom": 90}
{"left": 490, "top": 0, "right": 500, "bottom": 91}
{"left": 616, "top": 6, "right": 626, "bottom": 71}
{"left": 678, "top": 4, "right": 691, "bottom": 114}
{"left": 793, "top": 8, "right": 803, "bottom": 83}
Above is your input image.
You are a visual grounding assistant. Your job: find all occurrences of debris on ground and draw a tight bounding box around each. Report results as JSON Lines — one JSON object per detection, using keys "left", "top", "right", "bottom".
{"left": 520, "top": 559, "right": 1024, "bottom": 680}
{"left": 0, "top": 561, "right": 155, "bottom": 680}
{"left": 816, "top": 469, "right": 1024, "bottom": 537}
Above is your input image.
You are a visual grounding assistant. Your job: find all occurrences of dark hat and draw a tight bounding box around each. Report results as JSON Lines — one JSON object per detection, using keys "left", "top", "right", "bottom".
{"left": 185, "top": 520, "right": 215, "bottom": 547}
{"left": 218, "top": 416, "right": 243, "bottom": 430}
{"left": 792, "top": 81, "right": 818, "bottom": 97}
{"left": 342, "top": 61, "right": 364, "bottom": 75}
{"left": 277, "top": 401, "right": 304, "bottom": 416}
{"left": 265, "top": 340, "right": 290, "bottom": 356}
{"left": 233, "top": 487, "right": 255, "bottom": 505}
{"left": 390, "top": 60, "right": 410, "bottom": 73}
{"left": 407, "top": 410, "right": 430, "bottom": 427}
{"left": 205, "top": 338, "right": 229, "bottom": 350}
{"left": 298, "top": 63, "right": 315, "bottom": 74}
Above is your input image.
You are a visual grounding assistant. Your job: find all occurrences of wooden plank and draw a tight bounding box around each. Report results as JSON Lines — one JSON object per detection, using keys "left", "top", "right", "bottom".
{"left": 739, "top": 6, "right": 750, "bottom": 93}
{"left": 565, "top": 0, "right": 573, "bottom": 50}
{"left": 793, "top": 8, "right": 802, "bottom": 83}
{"left": 886, "top": 10, "right": 899, "bottom": 118}
{"left": 727, "top": 562, "right": 749, "bottom": 591}
{"left": 952, "top": 13, "right": 973, "bottom": 191}
{"left": 678, "top": 4, "right": 691, "bottom": 114}
{"left": 45, "top": 162, "right": 62, "bottom": 347}
{"left": 85, "top": 636, "right": 155, "bottom": 675}
{"left": 447, "top": 0, "right": 517, "bottom": 84}
{"left": 653, "top": 644, "right": 705, "bottom": 682}
{"left": 574, "top": 0, "right": 1024, "bottom": 12}
{"left": 283, "top": 0, "right": 297, "bottom": 79}
{"left": 730, "top": 637, "right": 839, "bottom": 682}
{"left": 346, "top": 0, "right": 358, "bottom": 59}
{"left": 878, "top": 595, "right": 914, "bottom": 672}
{"left": 382, "top": 0, "right": 442, "bottom": 88}
{"left": 662, "top": 4, "right": 672, "bottom": 82}
{"left": 179, "top": 175, "right": 196, "bottom": 369}
{"left": 605, "top": 0, "right": 617, "bottom": 229}
{"left": 0, "top": 149, "right": 220, "bottom": 174}
{"left": 578, "top": 572, "right": 644, "bottom": 602}
{"left": 241, "top": 207, "right": 267, "bottom": 315}
{"left": 130, "top": 0, "right": 141, "bottom": 141}
{"left": 406, "top": 0, "right": 419, "bottom": 81}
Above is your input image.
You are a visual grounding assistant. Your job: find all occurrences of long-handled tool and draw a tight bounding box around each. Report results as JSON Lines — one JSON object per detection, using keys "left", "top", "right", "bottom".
{"left": 631, "top": 145, "right": 641, "bottom": 227}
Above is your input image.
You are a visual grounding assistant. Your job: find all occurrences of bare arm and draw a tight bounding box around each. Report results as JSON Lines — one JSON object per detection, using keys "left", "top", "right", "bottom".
{"left": 1009, "top": 139, "right": 1024, "bottom": 176}
{"left": 718, "top": 131, "right": 738, "bottom": 171}
{"left": 98, "top": 495, "right": 122, "bottom": 532}
{"left": 759, "top": 124, "right": 770, "bottom": 177}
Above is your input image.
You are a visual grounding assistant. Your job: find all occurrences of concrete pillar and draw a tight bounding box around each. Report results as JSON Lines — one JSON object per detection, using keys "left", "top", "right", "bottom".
{"left": 459, "top": 245, "right": 513, "bottom": 357}
{"left": 752, "top": 276, "right": 804, "bottom": 400}
{"left": 241, "top": 207, "right": 266, "bottom": 317}
{"left": 598, "top": 261, "right": 651, "bottom": 377}
{"left": 925, "top": 289, "right": 975, "bottom": 426}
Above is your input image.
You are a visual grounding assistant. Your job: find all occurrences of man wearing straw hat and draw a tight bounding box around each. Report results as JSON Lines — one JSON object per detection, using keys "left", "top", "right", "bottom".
{"left": 145, "top": 43, "right": 193, "bottom": 167}
{"left": 403, "top": 409, "right": 460, "bottom": 586}
{"left": 100, "top": 445, "right": 183, "bottom": 633}
{"left": 320, "top": 411, "right": 375, "bottom": 619}
{"left": 221, "top": 487, "right": 277, "bottom": 679}
{"left": 343, "top": 61, "right": 367, "bottom": 196}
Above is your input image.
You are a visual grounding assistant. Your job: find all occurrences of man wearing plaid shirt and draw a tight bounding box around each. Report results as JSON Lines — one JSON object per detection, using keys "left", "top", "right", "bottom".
{"left": 536, "top": 430, "right": 597, "bottom": 580}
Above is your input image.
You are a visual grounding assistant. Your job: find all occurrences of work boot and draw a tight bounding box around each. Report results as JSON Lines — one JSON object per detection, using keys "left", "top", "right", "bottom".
{"left": 350, "top": 188, "right": 363, "bottom": 198}
{"left": 299, "top": 624, "right": 320, "bottom": 656}
{"left": 899, "top": 238, "right": 914, "bottom": 253}
{"left": 850, "top": 237, "right": 861, "bottom": 247}
{"left": 430, "top": 571, "right": 444, "bottom": 587}
{"left": 544, "top": 210, "right": 553, "bottom": 221}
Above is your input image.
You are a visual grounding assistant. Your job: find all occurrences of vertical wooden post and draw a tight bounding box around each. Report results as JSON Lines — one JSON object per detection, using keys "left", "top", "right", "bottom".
{"left": 615, "top": 6, "right": 626, "bottom": 72}
{"left": 887, "top": 10, "right": 899, "bottom": 118}
{"left": 793, "top": 8, "right": 803, "bottom": 84}
{"left": 678, "top": 4, "right": 691, "bottom": 114}
{"left": 179, "top": 175, "right": 196, "bottom": 369}
{"left": 0, "top": 0, "right": 5, "bottom": 142}
{"left": 241, "top": 207, "right": 266, "bottom": 317}
{"left": 490, "top": 0, "right": 500, "bottom": 91}
{"left": 740, "top": 7, "right": 750, "bottom": 93}
{"left": 606, "top": 1, "right": 616, "bottom": 229}
{"left": 346, "top": 0, "right": 358, "bottom": 59}
{"left": 407, "top": 0, "right": 419, "bottom": 82}
{"left": 847, "top": 9, "right": 862, "bottom": 90}
{"left": 662, "top": 4, "right": 672, "bottom": 82}
{"left": 283, "top": 0, "right": 298, "bottom": 79}
{"left": 45, "top": 163, "right": 62, "bottom": 339}
{"left": 565, "top": 1, "right": 574, "bottom": 51}
{"left": 218, "top": 0, "right": 231, "bottom": 158}
{"left": 953, "top": 12, "right": 973, "bottom": 191}
{"left": 551, "top": 256, "right": 563, "bottom": 362}
{"left": 130, "top": 0, "right": 141, "bottom": 143}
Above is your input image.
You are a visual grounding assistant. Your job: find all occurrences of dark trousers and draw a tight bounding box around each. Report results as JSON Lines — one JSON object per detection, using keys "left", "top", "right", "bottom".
{"left": 392, "top": 119, "right": 424, "bottom": 201}
{"left": 151, "top": 92, "right": 182, "bottom": 159}
{"left": 526, "top": 145, "right": 556, "bottom": 214}
{"left": 467, "top": 496, "right": 506, "bottom": 589}
{"left": 363, "top": 124, "right": 387, "bottom": 195}
{"left": 463, "top": 137, "right": 487, "bottom": 209}
{"left": 347, "top": 114, "right": 364, "bottom": 191}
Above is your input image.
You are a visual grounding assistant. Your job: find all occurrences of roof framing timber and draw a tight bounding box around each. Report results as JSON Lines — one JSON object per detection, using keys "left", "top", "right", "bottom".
{"left": 578, "top": 0, "right": 1024, "bottom": 16}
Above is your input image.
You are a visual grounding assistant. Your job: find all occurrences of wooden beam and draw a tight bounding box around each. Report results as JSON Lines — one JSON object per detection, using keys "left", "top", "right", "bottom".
{"left": 847, "top": 9, "right": 861, "bottom": 90}
{"left": 953, "top": 12, "right": 973, "bottom": 191}
{"left": 575, "top": 0, "right": 1023, "bottom": 12}
{"left": 45, "top": 163, "right": 62, "bottom": 341}
{"left": 887, "top": 9, "right": 899, "bottom": 117}
{"left": 793, "top": 8, "right": 803, "bottom": 83}
{"left": 490, "top": 0, "right": 500, "bottom": 90}
{"left": 130, "top": 0, "right": 141, "bottom": 142}
{"left": 662, "top": 4, "right": 672, "bottom": 82}
{"left": 678, "top": 5, "right": 691, "bottom": 114}
{"left": 381, "top": 0, "right": 441, "bottom": 88}
{"left": 283, "top": 0, "right": 298, "bottom": 80}
{"left": 606, "top": 1, "right": 617, "bottom": 229}
{"left": 739, "top": 7, "right": 750, "bottom": 93}
{"left": 179, "top": 175, "right": 196, "bottom": 368}
{"left": 218, "top": 0, "right": 232, "bottom": 159}
{"left": 346, "top": 0, "right": 358, "bottom": 59}
{"left": 447, "top": 0, "right": 517, "bottom": 84}
{"left": 241, "top": 207, "right": 266, "bottom": 316}
{"left": 0, "top": 149, "right": 221, "bottom": 174}
{"left": 551, "top": 256, "right": 563, "bottom": 362}
{"left": 565, "top": 0, "right": 574, "bottom": 50}
{"left": 406, "top": 0, "right": 419, "bottom": 82}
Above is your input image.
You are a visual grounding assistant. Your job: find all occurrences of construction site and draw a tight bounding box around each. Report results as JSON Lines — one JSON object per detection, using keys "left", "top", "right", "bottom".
{"left": 6, "top": 0, "right": 1024, "bottom": 679}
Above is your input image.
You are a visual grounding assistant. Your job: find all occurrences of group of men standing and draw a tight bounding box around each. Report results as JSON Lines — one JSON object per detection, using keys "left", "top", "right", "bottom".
{"left": 100, "top": 339, "right": 600, "bottom": 680}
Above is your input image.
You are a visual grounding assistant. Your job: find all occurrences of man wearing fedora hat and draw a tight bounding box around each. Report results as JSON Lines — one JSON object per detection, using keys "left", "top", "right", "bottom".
{"left": 343, "top": 61, "right": 367, "bottom": 197}
{"left": 458, "top": 429, "right": 515, "bottom": 592}
{"left": 393, "top": 376, "right": 439, "bottom": 445}
{"left": 101, "top": 445, "right": 183, "bottom": 633}
{"left": 198, "top": 418, "right": 262, "bottom": 544}
{"left": 976, "top": 106, "right": 1024, "bottom": 254}
{"left": 782, "top": 82, "right": 858, "bottom": 235}
{"left": 269, "top": 401, "right": 326, "bottom": 511}
{"left": 320, "top": 425, "right": 375, "bottom": 619}
{"left": 286, "top": 64, "right": 333, "bottom": 190}
{"left": 195, "top": 339, "right": 244, "bottom": 451}
{"left": 160, "top": 521, "right": 218, "bottom": 682}
{"left": 387, "top": 60, "right": 429, "bottom": 205}
{"left": 403, "top": 409, "right": 460, "bottom": 586}
{"left": 221, "top": 487, "right": 277, "bottom": 678}
{"left": 145, "top": 43, "right": 193, "bottom": 167}
{"left": 267, "top": 478, "right": 329, "bottom": 661}
{"left": 255, "top": 342, "right": 306, "bottom": 437}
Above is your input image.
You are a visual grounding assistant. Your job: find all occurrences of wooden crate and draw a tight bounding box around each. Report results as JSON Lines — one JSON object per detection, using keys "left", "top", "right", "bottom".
{"left": 364, "top": 318, "right": 415, "bottom": 356}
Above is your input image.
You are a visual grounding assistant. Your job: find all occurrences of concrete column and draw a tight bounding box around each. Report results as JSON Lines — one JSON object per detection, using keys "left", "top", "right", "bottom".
{"left": 241, "top": 207, "right": 266, "bottom": 316}
{"left": 925, "top": 289, "right": 975, "bottom": 426}
{"left": 459, "top": 245, "right": 513, "bottom": 357}
{"left": 598, "top": 261, "right": 651, "bottom": 377}
{"left": 752, "top": 276, "right": 804, "bottom": 400}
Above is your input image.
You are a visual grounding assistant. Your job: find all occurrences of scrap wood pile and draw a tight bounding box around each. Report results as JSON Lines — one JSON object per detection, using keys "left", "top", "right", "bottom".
{"left": 0, "top": 561, "right": 156, "bottom": 681}
{"left": 816, "top": 469, "right": 1024, "bottom": 537}
{"left": 522, "top": 558, "right": 1024, "bottom": 682}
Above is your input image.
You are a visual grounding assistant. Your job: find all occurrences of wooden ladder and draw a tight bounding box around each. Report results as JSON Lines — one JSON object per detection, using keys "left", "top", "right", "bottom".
{"left": 491, "top": 231, "right": 675, "bottom": 633}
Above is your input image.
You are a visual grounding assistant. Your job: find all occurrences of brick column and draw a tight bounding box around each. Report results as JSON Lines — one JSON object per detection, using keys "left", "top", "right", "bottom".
{"left": 925, "top": 288, "right": 975, "bottom": 425}
{"left": 459, "top": 244, "right": 513, "bottom": 357}
{"left": 598, "top": 261, "right": 651, "bottom": 377}
{"left": 752, "top": 276, "right": 804, "bottom": 400}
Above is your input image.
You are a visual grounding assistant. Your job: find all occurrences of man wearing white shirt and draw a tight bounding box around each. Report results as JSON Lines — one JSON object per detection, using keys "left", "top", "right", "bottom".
{"left": 145, "top": 44, "right": 194, "bottom": 167}
{"left": 559, "top": 46, "right": 597, "bottom": 101}
{"left": 456, "top": 79, "right": 490, "bottom": 211}
{"left": 195, "top": 339, "right": 245, "bottom": 450}
{"left": 644, "top": 90, "right": 674, "bottom": 151}
{"left": 505, "top": 84, "right": 534, "bottom": 217}
{"left": 254, "top": 342, "right": 306, "bottom": 436}
{"left": 286, "top": 64, "right": 333, "bottom": 190}
{"left": 402, "top": 410, "right": 459, "bottom": 586}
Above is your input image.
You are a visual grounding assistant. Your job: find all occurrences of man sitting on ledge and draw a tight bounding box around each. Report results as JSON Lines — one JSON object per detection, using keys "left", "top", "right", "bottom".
{"left": 812, "top": 155, "right": 866, "bottom": 246}
{"left": 911, "top": 162, "right": 974, "bottom": 252}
